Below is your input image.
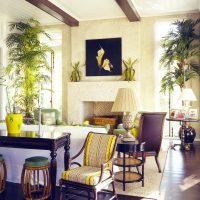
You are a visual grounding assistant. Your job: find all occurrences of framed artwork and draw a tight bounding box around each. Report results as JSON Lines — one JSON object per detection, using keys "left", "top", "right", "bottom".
{"left": 86, "top": 38, "right": 122, "bottom": 76}
{"left": 188, "top": 109, "right": 198, "bottom": 119}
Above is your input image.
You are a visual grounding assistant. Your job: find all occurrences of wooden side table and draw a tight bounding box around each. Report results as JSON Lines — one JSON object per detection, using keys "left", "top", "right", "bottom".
{"left": 114, "top": 140, "right": 145, "bottom": 191}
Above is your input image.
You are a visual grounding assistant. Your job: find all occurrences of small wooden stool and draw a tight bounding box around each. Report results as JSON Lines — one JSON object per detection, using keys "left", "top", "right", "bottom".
{"left": 21, "top": 156, "right": 51, "bottom": 200}
{"left": 0, "top": 154, "right": 7, "bottom": 193}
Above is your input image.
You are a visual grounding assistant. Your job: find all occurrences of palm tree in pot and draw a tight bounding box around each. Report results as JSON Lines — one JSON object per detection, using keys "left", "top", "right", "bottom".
{"left": 6, "top": 18, "right": 53, "bottom": 124}
{"left": 160, "top": 18, "right": 200, "bottom": 147}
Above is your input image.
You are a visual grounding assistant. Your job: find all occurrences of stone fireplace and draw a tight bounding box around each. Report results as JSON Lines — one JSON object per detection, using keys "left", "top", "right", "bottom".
{"left": 67, "top": 81, "right": 138, "bottom": 124}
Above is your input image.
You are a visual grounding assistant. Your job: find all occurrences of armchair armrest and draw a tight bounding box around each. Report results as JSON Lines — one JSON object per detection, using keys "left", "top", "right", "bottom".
{"left": 68, "top": 147, "right": 84, "bottom": 168}
{"left": 68, "top": 135, "right": 89, "bottom": 168}
{"left": 98, "top": 157, "right": 114, "bottom": 184}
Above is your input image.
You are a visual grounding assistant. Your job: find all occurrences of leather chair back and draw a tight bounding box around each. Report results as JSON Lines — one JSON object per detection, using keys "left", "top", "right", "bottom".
{"left": 135, "top": 112, "right": 166, "bottom": 154}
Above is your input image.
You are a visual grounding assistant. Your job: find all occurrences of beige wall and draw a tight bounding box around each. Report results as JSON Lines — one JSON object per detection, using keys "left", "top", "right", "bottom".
{"left": 71, "top": 18, "right": 140, "bottom": 82}
{"left": 62, "top": 25, "right": 71, "bottom": 122}
{"left": 62, "top": 13, "right": 200, "bottom": 137}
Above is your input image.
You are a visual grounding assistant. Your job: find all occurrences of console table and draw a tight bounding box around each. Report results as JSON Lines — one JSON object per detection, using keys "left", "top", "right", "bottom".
{"left": 0, "top": 130, "right": 70, "bottom": 200}
{"left": 114, "top": 140, "right": 145, "bottom": 191}
{"left": 166, "top": 118, "right": 200, "bottom": 124}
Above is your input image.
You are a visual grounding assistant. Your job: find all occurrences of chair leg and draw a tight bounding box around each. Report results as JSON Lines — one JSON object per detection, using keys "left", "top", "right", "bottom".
{"left": 93, "top": 188, "right": 97, "bottom": 200}
{"left": 111, "top": 180, "right": 118, "bottom": 200}
{"left": 59, "top": 179, "right": 63, "bottom": 200}
{"left": 142, "top": 164, "right": 144, "bottom": 187}
{"left": 88, "top": 190, "right": 91, "bottom": 200}
{"left": 155, "top": 155, "right": 161, "bottom": 173}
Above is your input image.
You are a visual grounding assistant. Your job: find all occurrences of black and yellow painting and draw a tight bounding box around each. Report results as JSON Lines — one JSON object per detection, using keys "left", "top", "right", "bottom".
{"left": 86, "top": 38, "right": 122, "bottom": 76}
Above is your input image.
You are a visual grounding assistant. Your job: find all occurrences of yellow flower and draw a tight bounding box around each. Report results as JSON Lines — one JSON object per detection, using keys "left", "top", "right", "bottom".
{"left": 102, "top": 59, "right": 111, "bottom": 71}
{"left": 96, "top": 48, "right": 105, "bottom": 66}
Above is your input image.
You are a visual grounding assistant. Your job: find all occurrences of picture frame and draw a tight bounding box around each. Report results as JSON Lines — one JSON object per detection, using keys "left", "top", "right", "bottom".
{"left": 170, "top": 109, "right": 186, "bottom": 119}
{"left": 188, "top": 109, "right": 198, "bottom": 119}
{"left": 170, "top": 109, "right": 179, "bottom": 119}
{"left": 86, "top": 38, "right": 122, "bottom": 76}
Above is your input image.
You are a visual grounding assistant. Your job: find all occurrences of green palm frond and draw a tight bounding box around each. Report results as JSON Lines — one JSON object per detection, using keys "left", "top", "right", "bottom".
{"left": 5, "top": 18, "right": 53, "bottom": 116}
{"left": 160, "top": 18, "right": 200, "bottom": 93}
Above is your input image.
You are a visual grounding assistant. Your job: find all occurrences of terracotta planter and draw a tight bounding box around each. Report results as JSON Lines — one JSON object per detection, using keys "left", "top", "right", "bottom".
{"left": 5, "top": 113, "right": 23, "bottom": 136}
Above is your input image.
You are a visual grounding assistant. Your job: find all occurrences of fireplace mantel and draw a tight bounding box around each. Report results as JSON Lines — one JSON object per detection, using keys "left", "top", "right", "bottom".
{"left": 67, "top": 81, "right": 138, "bottom": 123}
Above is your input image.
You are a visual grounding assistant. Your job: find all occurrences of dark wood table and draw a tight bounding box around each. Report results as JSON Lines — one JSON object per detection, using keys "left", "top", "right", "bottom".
{"left": 166, "top": 117, "right": 200, "bottom": 124}
{"left": 114, "top": 140, "right": 145, "bottom": 191}
{"left": 0, "top": 130, "right": 70, "bottom": 200}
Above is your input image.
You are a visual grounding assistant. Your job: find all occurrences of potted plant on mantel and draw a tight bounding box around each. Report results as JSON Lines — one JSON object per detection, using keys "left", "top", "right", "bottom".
{"left": 121, "top": 58, "right": 137, "bottom": 81}
{"left": 5, "top": 18, "right": 53, "bottom": 124}
{"left": 160, "top": 18, "right": 200, "bottom": 93}
{"left": 70, "top": 61, "right": 85, "bottom": 82}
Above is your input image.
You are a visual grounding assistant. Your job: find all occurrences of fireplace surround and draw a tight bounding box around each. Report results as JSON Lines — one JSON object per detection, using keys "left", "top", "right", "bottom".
{"left": 67, "top": 81, "right": 138, "bottom": 124}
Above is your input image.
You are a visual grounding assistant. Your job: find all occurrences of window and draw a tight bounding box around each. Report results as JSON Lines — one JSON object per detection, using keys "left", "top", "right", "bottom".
{"left": 155, "top": 19, "right": 182, "bottom": 137}
{"left": 40, "top": 29, "right": 62, "bottom": 115}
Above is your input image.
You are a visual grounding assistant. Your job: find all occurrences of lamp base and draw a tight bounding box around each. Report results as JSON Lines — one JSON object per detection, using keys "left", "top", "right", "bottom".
{"left": 122, "top": 112, "right": 136, "bottom": 142}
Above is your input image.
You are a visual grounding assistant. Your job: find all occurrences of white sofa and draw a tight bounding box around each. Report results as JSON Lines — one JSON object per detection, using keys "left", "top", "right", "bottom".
{"left": 0, "top": 123, "right": 107, "bottom": 184}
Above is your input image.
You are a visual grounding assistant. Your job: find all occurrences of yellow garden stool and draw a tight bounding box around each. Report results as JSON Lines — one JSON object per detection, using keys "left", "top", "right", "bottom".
{"left": 21, "top": 156, "right": 51, "bottom": 200}
{"left": 0, "top": 154, "right": 7, "bottom": 193}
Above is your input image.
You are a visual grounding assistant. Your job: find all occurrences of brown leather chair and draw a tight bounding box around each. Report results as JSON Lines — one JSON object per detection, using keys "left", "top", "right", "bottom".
{"left": 134, "top": 112, "right": 166, "bottom": 173}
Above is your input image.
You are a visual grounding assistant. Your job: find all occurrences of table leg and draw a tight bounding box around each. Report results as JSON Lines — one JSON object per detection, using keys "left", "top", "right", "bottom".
{"left": 64, "top": 135, "right": 71, "bottom": 170}
{"left": 123, "top": 151, "right": 125, "bottom": 191}
{"left": 50, "top": 150, "right": 57, "bottom": 200}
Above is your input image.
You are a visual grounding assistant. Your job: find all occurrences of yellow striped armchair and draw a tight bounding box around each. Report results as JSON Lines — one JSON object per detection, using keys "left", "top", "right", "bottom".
{"left": 59, "top": 132, "right": 118, "bottom": 200}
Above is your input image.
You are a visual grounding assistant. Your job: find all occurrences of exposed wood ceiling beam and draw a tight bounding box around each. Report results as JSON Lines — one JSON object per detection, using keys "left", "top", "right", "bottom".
{"left": 115, "top": 0, "right": 140, "bottom": 21}
{"left": 26, "top": 0, "right": 79, "bottom": 26}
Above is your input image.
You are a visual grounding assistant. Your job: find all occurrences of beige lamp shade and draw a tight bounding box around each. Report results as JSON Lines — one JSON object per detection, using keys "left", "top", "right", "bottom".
{"left": 179, "top": 88, "right": 197, "bottom": 101}
{"left": 111, "top": 88, "right": 138, "bottom": 113}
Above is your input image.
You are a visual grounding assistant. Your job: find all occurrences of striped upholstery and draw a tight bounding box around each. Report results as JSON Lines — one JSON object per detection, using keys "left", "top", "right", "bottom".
{"left": 62, "top": 166, "right": 110, "bottom": 185}
{"left": 84, "top": 133, "right": 117, "bottom": 167}
{"left": 62, "top": 133, "right": 117, "bottom": 185}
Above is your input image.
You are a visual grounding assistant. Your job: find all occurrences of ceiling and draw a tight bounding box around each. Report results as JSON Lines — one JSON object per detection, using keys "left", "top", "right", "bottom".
{"left": 0, "top": 0, "right": 199, "bottom": 25}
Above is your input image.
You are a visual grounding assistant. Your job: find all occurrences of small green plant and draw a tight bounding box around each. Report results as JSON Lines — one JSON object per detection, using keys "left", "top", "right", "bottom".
{"left": 70, "top": 61, "right": 84, "bottom": 82}
{"left": 122, "top": 58, "right": 137, "bottom": 81}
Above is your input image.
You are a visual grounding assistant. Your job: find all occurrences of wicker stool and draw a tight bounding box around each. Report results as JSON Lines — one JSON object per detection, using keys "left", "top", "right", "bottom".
{"left": 21, "top": 156, "right": 51, "bottom": 200}
{"left": 0, "top": 154, "right": 6, "bottom": 193}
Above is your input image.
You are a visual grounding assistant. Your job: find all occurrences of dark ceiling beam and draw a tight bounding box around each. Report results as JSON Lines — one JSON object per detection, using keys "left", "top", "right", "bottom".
{"left": 26, "top": 0, "right": 79, "bottom": 26}
{"left": 115, "top": 0, "right": 140, "bottom": 21}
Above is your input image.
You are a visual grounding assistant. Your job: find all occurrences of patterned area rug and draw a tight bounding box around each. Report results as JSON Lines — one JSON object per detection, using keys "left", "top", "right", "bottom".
{"left": 114, "top": 150, "right": 168, "bottom": 200}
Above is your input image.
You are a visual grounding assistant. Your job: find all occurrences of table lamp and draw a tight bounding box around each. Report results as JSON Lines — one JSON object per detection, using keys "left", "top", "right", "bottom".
{"left": 178, "top": 88, "right": 197, "bottom": 150}
{"left": 179, "top": 88, "right": 197, "bottom": 118}
{"left": 112, "top": 88, "right": 138, "bottom": 141}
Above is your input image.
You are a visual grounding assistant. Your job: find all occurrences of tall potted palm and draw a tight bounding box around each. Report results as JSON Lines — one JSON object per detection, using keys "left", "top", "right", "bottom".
{"left": 6, "top": 18, "right": 53, "bottom": 123}
{"left": 160, "top": 18, "right": 200, "bottom": 93}
{"left": 160, "top": 18, "right": 200, "bottom": 144}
